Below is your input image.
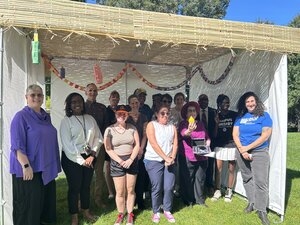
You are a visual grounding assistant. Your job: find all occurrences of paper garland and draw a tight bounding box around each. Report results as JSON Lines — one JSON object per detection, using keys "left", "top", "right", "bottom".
{"left": 42, "top": 54, "right": 235, "bottom": 91}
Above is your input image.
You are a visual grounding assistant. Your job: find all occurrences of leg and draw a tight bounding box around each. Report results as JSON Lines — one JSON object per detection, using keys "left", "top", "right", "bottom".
{"left": 126, "top": 173, "right": 137, "bottom": 213}
{"left": 145, "top": 160, "right": 164, "bottom": 213}
{"left": 205, "top": 157, "right": 215, "bottom": 195}
{"left": 162, "top": 164, "right": 176, "bottom": 212}
{"left": 178, "top": 154, "right": 194, "bottom": 205}
{"left": 215, "top": 159, "right": 223, "bottom": 190}
{"left": 235, "top": 149, "right": 254, "bottom": 204}
{"left": 227, "top": 160, "right": 236, "bottom": 188}
{"left": 41, "top": 179, "right": 57, "bottom": 223}
{"left": 105, "top": 160, "right": 115, "bottom": 197}
{"left": 80, "top": 166, "right": 95, "bottom": 220}
{"left": 194, "top": 160, "right": 208, "bottom": 205}
{"left": 252, "top": 150, "right": 270, "bottom": 212}
{"left": 61, "top": 152, "right": 82, "bottom": 215}
{"left": 12, "top": 173, "right": 44, "bottom": 225}
{"left": 94, "top": 146, "right": 106, "bottom": 207}
{"left": 113, "top": 176, "right": 126, "bottom": 214}
{"left": 135, "top": 159, "right": 146, "bottom": 209}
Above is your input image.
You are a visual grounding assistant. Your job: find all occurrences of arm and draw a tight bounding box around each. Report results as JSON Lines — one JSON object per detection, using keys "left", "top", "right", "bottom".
{"left": 16, "top": 150, "right": 33, "bottom": 180}
{"left": 103, "top": 127, "right": 124, "bottom": 165}
{"left": 138, "top": 121, "right": 148, "bottom": 159}
{"left": 170, "top": 125, "right": 178, "bottom": 159}
{"left": 60, "top": 118, "right": 85, "bottom": 165}
{"left": 122, "top": 128, "right": 140, "bottom": 168}
{"left": 244, "top": 127, "right": 272, "bottom": 151}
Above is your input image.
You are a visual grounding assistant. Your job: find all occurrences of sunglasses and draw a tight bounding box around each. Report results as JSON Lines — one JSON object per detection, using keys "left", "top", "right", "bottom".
{"left": 162, "top": 100, "right": 172, "bottom": 104}
{"left": 116, "top": 112, "right": 128, "bottom": 117}
{"left": 28, "top": 93, "right": 44, "bottom": 98}
{"left": 160, "top": 111, "right": 170, "bottom": 116}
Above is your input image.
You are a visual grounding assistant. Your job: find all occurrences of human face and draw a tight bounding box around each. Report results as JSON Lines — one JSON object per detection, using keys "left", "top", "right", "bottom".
{"left": 198, "top": 95, "right": 209, "bottom": 109}
{"left": 70, "top": 95, "right": 84, "bottom": 115}
{"left": 137, "top": 93, "right": 146, "bottom": 105}
{"left": 26, "top": 88, "right": 44, "bottom": 111}
{"left": 186, "top": 106, "right": 197, "bottom": 119}
{"left": 156, "top": 107, "right": 170, "bottom": 124}
{"left": 129, "top": 97, "right": 140, "bottom": 111}
{"left": 245, "top": 96, "right": 257, "bottom": 113}
{"left": 115, "top": 111, "right": 128, "bottom": 123}
{"left": 85, "top": 84, "right": 98, "bottom": 101}
{"left": 219, "top": 98, "right": 230, "bottom": 112}
{"left": 174, "top": 95, "right": 185, "bottom": 108}
{"left": 109, "top": 94, "right": 120, "bottom": 107}
{"left": 161, "top": 98, "right": 172, "bottom": 108}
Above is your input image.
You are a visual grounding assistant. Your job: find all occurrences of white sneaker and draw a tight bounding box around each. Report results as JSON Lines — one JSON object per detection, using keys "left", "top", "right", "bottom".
{"left": 224, "top": 188, "right": 233, "bottom": 202}
{"left": 211, "top": 189, "right": 222, "bottom": 201}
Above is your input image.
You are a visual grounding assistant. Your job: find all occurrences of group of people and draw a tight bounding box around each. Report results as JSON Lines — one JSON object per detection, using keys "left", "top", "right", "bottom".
{"left": 9, "top": 84, "right": 273, "bottom": 225}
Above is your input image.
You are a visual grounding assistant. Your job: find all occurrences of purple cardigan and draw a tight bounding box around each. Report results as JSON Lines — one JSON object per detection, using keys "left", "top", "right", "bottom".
{"left": 10, "top": 106, "right": 61, "bottom": 185}
{"left": 179, "top": 120, "right": 209, "bottom": 161}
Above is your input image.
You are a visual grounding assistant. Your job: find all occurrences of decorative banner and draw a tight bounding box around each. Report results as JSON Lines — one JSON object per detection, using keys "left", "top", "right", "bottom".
{"left": 93, "top": 63, "right": 103, "bottom": 84}
{"left": 198, "top": 55, "right": 236, "bottom": 85}
{"left": 42, "top": 54, "right": 236, "bottom": 91}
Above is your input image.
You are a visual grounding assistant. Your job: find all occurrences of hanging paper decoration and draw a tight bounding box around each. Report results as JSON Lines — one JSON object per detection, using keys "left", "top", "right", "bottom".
{"left": 93, "top": 63, "right": 103, "bottom": 84}
{"left": 31, "top": 31, "right": 40, "bottom": 64}
{"left": 60, "top": 66, "right": 65, "bottom": 78}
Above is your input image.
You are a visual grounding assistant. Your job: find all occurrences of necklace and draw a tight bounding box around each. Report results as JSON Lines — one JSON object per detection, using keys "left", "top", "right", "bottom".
{"left": 113, "top": 123, "right": 127, "bottom": 134}
{"left": 74, "top": 115, "right": 86, "bottom": 139}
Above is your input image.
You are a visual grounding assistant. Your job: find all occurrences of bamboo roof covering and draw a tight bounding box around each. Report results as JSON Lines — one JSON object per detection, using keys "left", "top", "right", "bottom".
{"left": 1, "top": 0, "right": 300, "bottom": 66}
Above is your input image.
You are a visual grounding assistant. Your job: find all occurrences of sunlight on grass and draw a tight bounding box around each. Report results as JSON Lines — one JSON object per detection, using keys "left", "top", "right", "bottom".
{"left": 55, "top": 133, "right": 300, "bottom": 225}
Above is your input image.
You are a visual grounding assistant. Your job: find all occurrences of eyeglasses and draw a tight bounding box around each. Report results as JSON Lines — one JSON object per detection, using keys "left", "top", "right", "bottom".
{"left": 160, "top": 111, "right": 170, "bottom": 116}
{"left": 162, "top": 100, "right": 172, "bottom": 104}
{"left": 116, "top": 112, "right": 128, "bottom": 117}
{"left": 187, "top": 109, "right": 196, "bottom": 112}
{"left": 28, "top": 93, "right": 44, "bottom": 98}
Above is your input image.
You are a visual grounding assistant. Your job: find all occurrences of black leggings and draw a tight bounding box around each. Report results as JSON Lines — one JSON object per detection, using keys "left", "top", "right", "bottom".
{"left": 61, "top": 151, "right": 94, "bottom": 214}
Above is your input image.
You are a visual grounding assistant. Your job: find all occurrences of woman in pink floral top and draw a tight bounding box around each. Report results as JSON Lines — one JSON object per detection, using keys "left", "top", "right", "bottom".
{"left": 178, "top": 101, "right": 211, "bottom": 207}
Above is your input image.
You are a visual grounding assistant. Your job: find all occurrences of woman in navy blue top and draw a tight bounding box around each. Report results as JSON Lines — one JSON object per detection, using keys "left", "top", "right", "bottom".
{"left": 233, "top": 92, "right": 272, "bottom": 225}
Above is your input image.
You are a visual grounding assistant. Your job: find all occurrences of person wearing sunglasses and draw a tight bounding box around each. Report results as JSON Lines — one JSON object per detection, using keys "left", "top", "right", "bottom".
{"left": 10, "top": 84, "right": 61, "bottom": 225}
{"left": 144, "top": 104, "right": 178, "bottom": 223}
{"left": 178, "top": 101, "right": 211, "bottom": 207}
{"left": 160, "top": 93, "right": 173, "bottom": 109}
{"left": 104, "top": 105, "right": 140, "bottom": 225}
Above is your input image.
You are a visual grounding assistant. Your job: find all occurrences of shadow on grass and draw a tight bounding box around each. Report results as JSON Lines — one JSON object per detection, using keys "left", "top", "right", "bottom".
{"left": 285, "top": 168, "right": 300, "bottom": 211}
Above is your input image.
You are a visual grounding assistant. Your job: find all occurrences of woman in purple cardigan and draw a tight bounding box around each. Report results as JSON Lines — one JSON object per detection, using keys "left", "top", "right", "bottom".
{"left": 9, "top": 84, "right": 61, "bottom": 225}
{"left": 178, "top": 101, "right": 211, "bottom": 207}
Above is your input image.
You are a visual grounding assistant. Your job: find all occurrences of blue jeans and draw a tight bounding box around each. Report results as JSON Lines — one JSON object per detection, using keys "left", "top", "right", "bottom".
{"left": 144, "top": 159, "right": 175, "bottom": 213}
{"left": 236, "top": 148, "right": 270, "bottom": 212}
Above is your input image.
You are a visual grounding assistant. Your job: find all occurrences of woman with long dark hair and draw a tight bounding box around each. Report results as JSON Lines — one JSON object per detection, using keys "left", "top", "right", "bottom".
{"left": 233, "top": 91, "right": 272, "bottom": 225}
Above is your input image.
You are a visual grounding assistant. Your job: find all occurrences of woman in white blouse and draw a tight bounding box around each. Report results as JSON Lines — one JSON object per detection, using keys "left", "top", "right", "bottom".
{"left": 60, "top": 93, "right": 103, "bottom": 225}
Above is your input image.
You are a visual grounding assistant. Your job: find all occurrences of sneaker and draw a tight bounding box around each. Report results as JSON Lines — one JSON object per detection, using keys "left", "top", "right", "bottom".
{"left": 224, "top": 188, "right": 233, "bottom": 202}
{"left": 114, "top": 213, "right": 124, "bottom": 225}
{"left": 126, "top": 212, "right": 134, "bottom": 225}
{"left": 163, "top": 211, "right": 175, "bottom": 223}
{"left": 211, "top": 189, "right": 222, "bottom": 201}
{"left": 152, "top": 213, "right": 160, "bottom": 223}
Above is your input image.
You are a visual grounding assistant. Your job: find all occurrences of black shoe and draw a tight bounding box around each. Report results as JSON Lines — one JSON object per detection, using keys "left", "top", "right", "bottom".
{"left": 257, "top": 211, "right": 270, "bottom": 225}
{"left": 244, "top": 203, "right": 254, "bottom": 213}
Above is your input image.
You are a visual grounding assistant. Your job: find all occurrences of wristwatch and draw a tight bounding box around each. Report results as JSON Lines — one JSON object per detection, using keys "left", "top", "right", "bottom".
{"left": 23, "top": 163, "right": 30, "bottom": 169}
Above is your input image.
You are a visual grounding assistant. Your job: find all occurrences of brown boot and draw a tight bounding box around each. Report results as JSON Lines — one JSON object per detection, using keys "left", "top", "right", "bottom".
{"left": 71, "top": 214, "right": 78, "bottom": 225}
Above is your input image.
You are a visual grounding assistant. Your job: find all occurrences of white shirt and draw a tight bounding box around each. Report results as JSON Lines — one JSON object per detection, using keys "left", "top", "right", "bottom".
{"left": 60, "top": 114, "right": 103, "bottom": 165}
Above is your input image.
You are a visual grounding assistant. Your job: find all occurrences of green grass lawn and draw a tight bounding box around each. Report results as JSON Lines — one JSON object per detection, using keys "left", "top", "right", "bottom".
{"left": 56, "top": 133, "right": 300, "bottom": 225}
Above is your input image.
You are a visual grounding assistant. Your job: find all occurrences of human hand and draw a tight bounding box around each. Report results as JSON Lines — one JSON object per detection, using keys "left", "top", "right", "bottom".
{"left": 188, "top": 122, "right": 197, "bottom": 132}
{"left": 242, "top": 152, "right": 252, "bottom": 161}
{"left": 138, "top": 148, "right": 144, "bottom": 160}
{"left": 122, "top": 158, "right": 133, "bottom": 169}
{"left": 84, "top": 156, "right": 94, "bottom": 168}
{"left": 23, "top": 166, "right": 34, "bottom": 181}
{"left": 164, "top": 156, "right": 175, "bottom": 166}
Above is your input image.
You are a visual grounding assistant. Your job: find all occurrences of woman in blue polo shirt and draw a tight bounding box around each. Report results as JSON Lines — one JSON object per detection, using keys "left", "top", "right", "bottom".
{"left": 233, "top": 92, "right": 272, "bottom": 225}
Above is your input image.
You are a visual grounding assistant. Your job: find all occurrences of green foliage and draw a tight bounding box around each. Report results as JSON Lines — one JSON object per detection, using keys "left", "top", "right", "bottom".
{"left": 98, "top": 0, "right": 229, "bottom": 18}
{"left": 287, "top": 15, "right": 300, "bottom": 128}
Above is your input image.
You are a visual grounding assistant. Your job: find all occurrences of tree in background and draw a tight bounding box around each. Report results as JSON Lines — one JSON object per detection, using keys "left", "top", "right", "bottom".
{"left": 287, "top": 15, "right": 300, "bottom": 131}
{"left": 95, "top": 0, "right": 229, "bottom": 19}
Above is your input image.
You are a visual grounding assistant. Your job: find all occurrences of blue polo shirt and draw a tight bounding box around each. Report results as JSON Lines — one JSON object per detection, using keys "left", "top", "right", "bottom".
{"left": 234, "top": 112, "right": 272, "bottom": 150}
